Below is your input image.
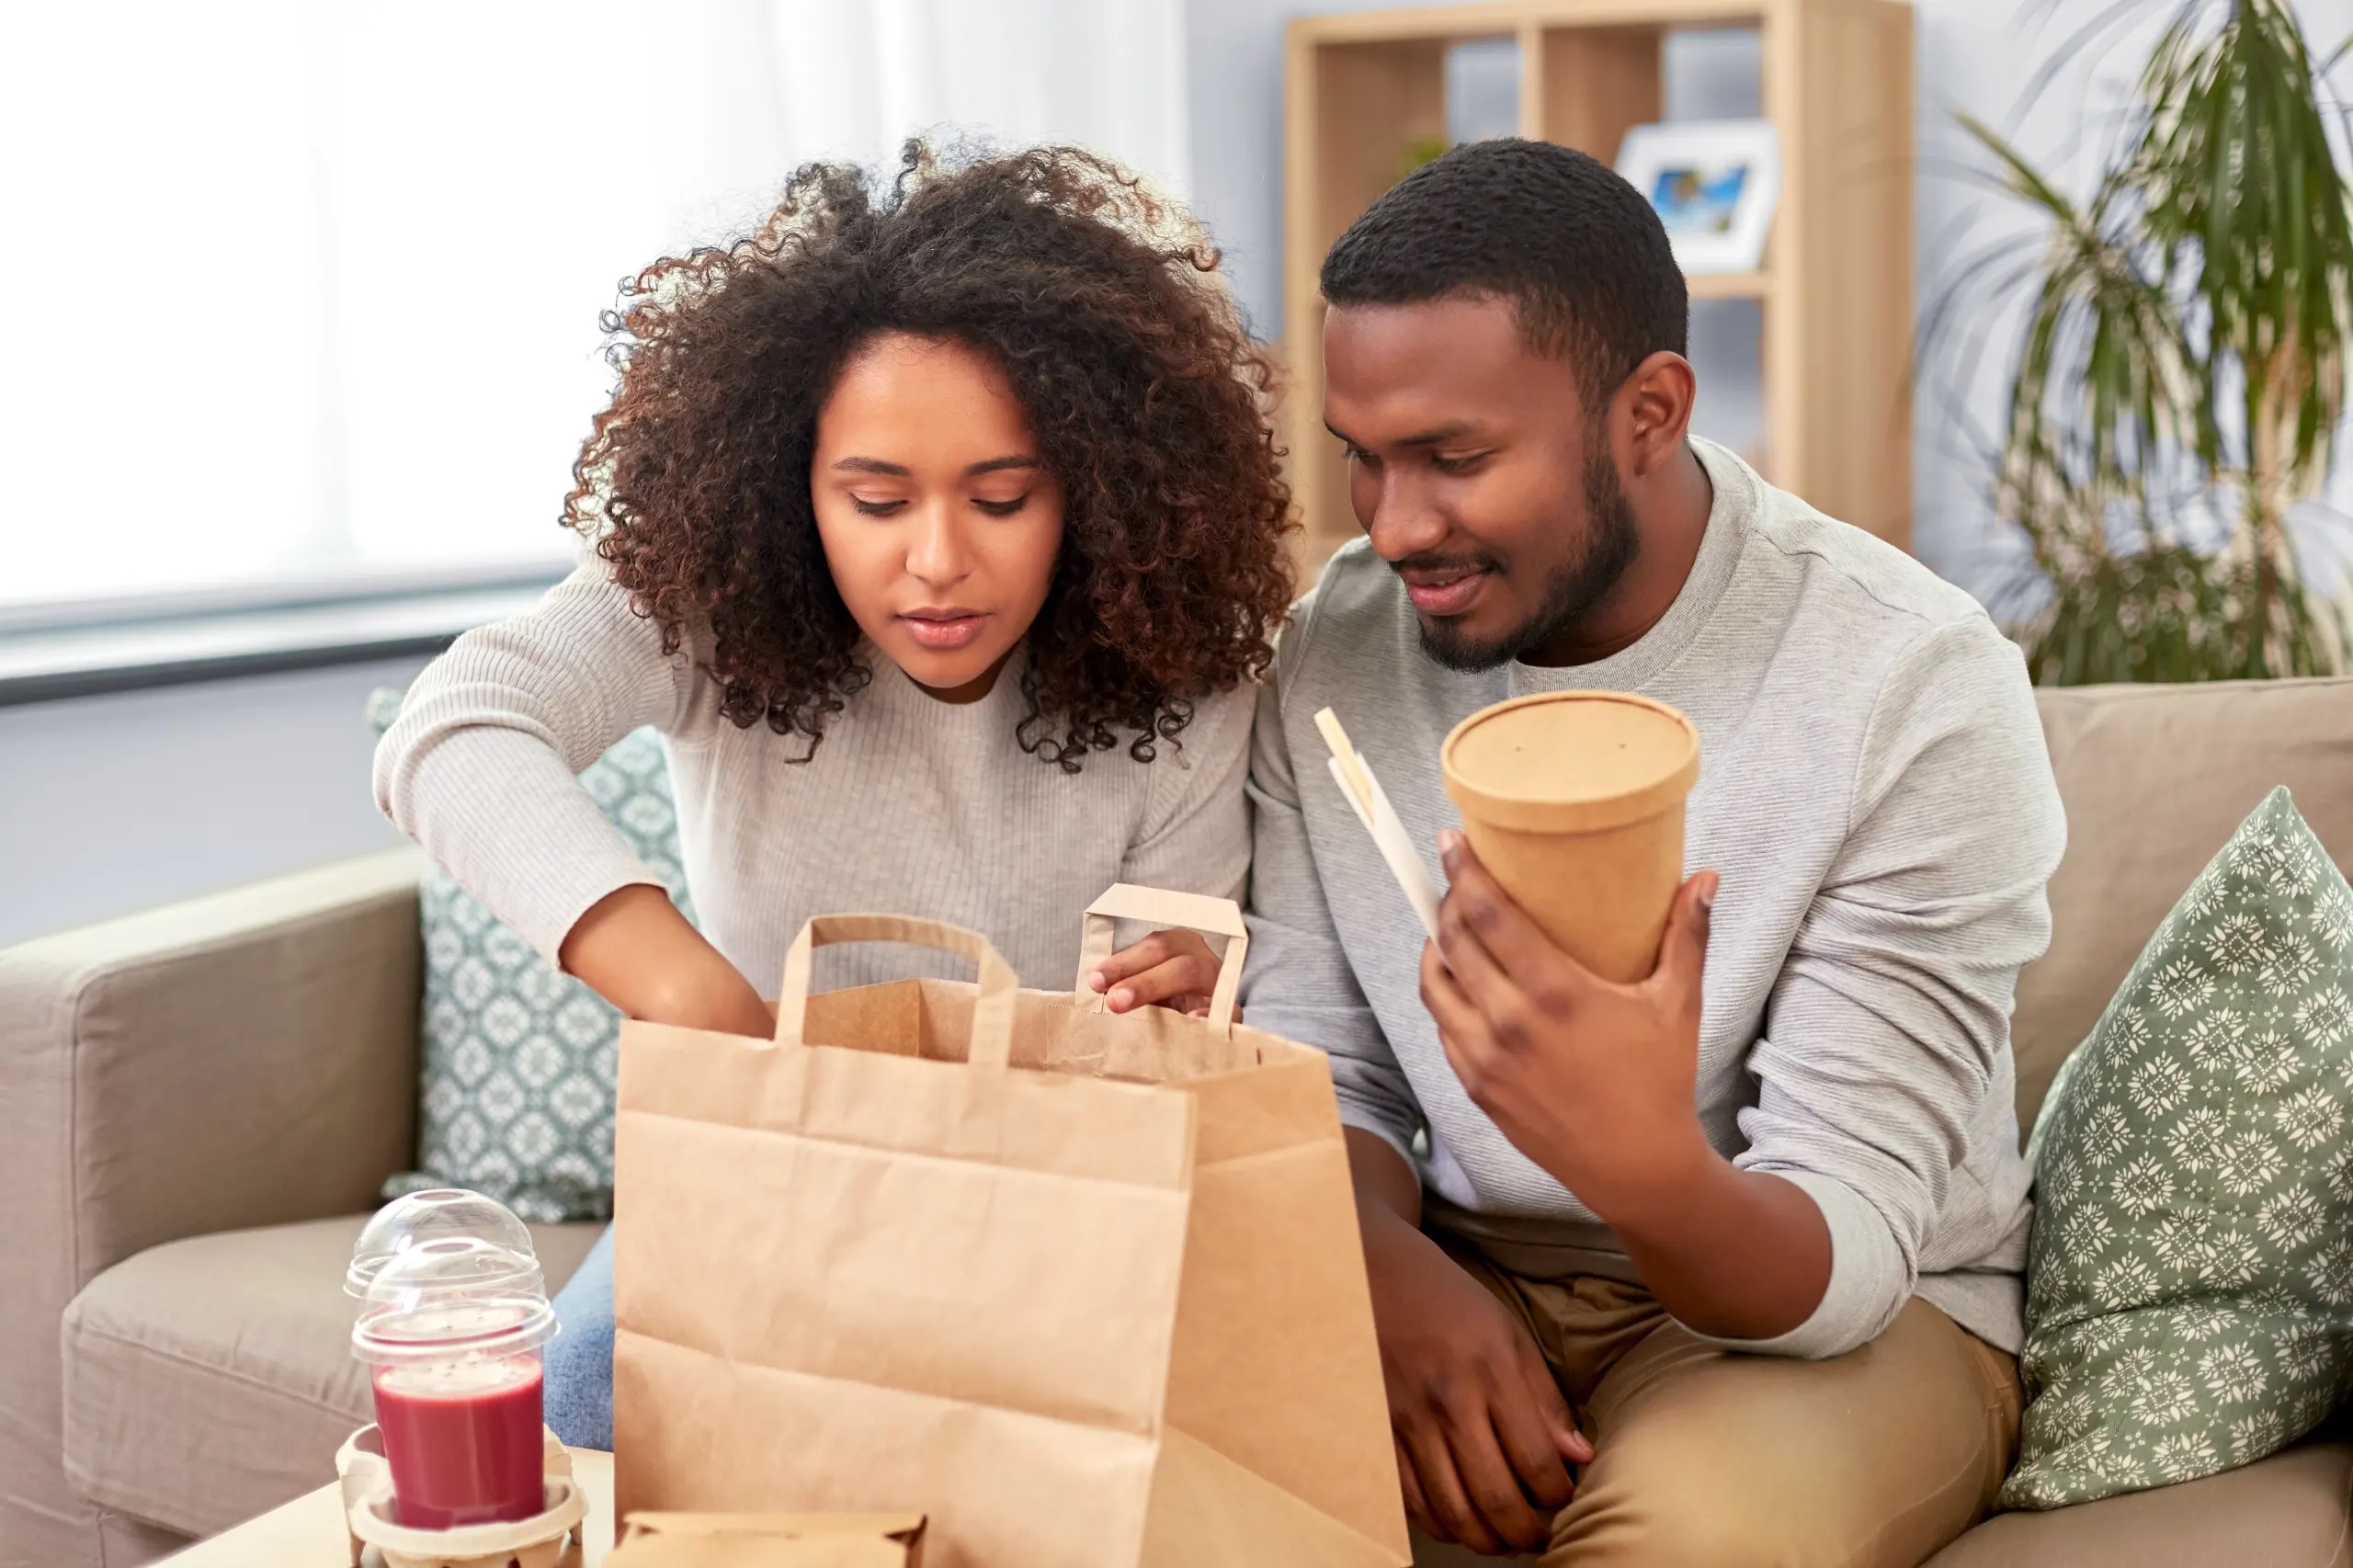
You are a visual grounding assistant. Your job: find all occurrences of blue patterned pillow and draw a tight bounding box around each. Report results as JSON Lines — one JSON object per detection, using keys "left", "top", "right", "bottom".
{"left": 367, "top": 687, "right": 692, "bottom": 1221}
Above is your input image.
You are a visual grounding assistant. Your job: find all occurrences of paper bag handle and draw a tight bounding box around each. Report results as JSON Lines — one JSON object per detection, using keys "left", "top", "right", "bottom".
{"left": 1073, "top": 884, "right": 1249, "bottom": 1036}
{"left": 776, "top": 914, "right": 1018, "bottom": 1071}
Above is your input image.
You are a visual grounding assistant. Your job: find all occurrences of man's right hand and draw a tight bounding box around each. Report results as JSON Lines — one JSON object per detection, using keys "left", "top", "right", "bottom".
{"left": 1347, "top": 1131, "right": 1590, "bottom": 1555}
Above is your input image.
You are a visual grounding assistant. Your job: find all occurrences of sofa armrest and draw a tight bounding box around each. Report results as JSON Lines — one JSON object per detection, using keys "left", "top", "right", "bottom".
{"left": 0, "top": 847, "right": 425, "bottom": 1284}
{"left": 0, "top": 848, "right": 424, "bottom": 1568}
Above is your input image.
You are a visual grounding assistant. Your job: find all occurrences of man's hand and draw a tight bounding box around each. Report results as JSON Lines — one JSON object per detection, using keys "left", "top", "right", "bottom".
{"left": 1422, "top": 831, "right": 1718, "bottom": 1222}
{"left": 1424, "top": 834, "right": 1833, "bottom": 1341}
{"left": 1086, "top": 929, "right": 1233, "bottom": 1018}
{"left": 1348, "top": 1131, "right": 1590, "bottom": 1554}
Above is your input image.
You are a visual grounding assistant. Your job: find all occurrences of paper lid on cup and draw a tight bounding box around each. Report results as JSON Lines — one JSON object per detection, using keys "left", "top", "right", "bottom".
{"left": 1442, "top": 691, "right": 1699, "bottom": 834}
{"left": 347, "top": 1188, "right": 540, "bottom": 1298}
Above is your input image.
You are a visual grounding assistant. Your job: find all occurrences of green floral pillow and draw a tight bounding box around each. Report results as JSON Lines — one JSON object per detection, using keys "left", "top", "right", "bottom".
{"left": 367, "top": 687, "right": 692, "bottom": 1221}
{"left": 2008, "top": 787, "right": 2353, "bottom": 1509}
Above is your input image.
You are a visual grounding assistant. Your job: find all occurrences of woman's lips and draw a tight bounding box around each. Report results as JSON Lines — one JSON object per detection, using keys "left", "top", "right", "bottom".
{"left": 900, "top": 611, "right": 988, "bottom": 651}
{"left": 1403, "top": 568, "right": 1490, "bottom": 617}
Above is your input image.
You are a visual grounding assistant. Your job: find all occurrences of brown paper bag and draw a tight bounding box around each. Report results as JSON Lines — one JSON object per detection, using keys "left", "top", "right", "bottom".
{"left": 608, "top": 1512, "right": 926, "bottom": 1568}
{"left": 613, "top": 886, "right": 1409, "bottom": 1568}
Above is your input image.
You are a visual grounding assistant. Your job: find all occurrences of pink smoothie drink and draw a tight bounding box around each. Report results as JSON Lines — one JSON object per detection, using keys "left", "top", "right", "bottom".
{"left": 370, "top": 1347, "right": 546, "bottom": 1528}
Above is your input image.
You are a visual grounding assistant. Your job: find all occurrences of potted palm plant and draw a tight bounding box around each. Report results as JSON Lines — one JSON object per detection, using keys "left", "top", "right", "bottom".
{"left": 1927, "top": 0, "right": 2353, "bottom": 683}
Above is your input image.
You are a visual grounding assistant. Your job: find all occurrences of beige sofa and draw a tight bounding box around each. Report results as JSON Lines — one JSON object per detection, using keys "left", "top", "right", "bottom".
{"left": 6, "top": 678, "right": 2353, "bottom": 1568}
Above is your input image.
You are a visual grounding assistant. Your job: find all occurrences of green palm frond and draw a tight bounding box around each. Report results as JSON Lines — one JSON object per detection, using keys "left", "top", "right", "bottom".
{"left": 2133, "top": 0, "right": 2353, "bottom": 495}
{"left": 1927, "top": 0, "right": 2353, "bottom": 686}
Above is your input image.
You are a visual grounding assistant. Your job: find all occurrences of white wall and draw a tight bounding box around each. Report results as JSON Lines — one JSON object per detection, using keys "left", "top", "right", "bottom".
{"left": 1182, "top": 0, "right": 1361, "bottom": 341}
{"left": 0, "top": 658, "right": 426, "bottom": 948}
{"left": 1183, "top": 0, "right": 2353, "bottom": 594}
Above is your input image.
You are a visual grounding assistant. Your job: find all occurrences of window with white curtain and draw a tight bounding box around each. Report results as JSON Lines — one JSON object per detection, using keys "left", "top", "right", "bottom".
{"left": 3, "top": 0, "right": 1189, "bottom": 619}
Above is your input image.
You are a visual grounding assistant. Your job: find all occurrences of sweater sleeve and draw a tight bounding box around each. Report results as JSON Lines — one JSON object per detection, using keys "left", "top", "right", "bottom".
{"left": 1704, "top": 614, "right": 2064, "bottom": 1359}
{"left": 1237, "top": 610, "right": 1423, "bottom": 1165}
{"left": 372, "top": 562, "right": 701, "bottom": 964}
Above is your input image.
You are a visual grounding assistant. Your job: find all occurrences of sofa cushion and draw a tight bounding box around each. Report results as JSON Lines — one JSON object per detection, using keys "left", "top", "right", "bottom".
{"left": 2008, "top": 789, "right": 2353, "bottom": 1508}
{"left": 370, "top": 687, "right": 694, "bottom": 1222}
{"left": 1927, "top": 1441, "right": 2353, "bottom": 1567}
{"left": 2020, "top": 677, "right": 2353, "bottom": 1131}
{"left": 60, "top": 1212, "right": 601, "bottom": 1538}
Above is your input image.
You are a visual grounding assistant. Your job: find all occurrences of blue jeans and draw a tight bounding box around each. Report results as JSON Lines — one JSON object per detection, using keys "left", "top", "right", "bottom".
{"left": 544, "top": 1224, "right": 615, "bottom": 1449}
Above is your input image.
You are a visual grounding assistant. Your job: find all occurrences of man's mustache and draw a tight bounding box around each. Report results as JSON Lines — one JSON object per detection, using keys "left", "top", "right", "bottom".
{"left": 1389, "top": 551, "right": 1505, "bottom": 579}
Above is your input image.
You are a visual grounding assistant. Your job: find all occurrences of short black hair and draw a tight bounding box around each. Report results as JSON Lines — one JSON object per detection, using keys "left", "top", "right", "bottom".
{"left": 1319, "top": 138, "right": 1688, "bottom": 408}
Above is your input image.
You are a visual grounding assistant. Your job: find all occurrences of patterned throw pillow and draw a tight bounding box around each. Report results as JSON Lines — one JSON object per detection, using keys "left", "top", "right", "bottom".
{"left": 2006, "top": 787, "right": 2353, "bottom": 1508}
{"left": 367, "top": 687, "right": 693, "bottom": 1221}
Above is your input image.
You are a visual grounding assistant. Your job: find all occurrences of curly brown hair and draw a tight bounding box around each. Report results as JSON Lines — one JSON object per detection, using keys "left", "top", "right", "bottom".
{"left": 564, "top": 140, "right": 1295, "bottom": 769}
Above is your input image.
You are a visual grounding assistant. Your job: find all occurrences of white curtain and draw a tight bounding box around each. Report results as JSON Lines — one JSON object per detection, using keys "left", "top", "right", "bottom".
{"left": 2, "top": 1, "right": 1189, "bottom": 616}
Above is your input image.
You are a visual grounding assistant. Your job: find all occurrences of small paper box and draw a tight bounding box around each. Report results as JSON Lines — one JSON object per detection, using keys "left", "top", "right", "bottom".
{"left": 608, "top": 1513, "right": 927, "bottom": 1568}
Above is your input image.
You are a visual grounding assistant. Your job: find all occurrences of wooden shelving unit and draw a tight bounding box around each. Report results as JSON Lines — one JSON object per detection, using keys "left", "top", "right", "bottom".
{"left": 1282, "top": 0, "right": 1915, "bottom": 566}
{"left": 1684, "top": 269, "right": 1773, "bottom": 300}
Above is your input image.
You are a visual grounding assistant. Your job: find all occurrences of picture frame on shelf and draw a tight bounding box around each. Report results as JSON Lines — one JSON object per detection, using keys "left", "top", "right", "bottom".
{"left": 1615, "top": 119, "right": 1781, "bottom": 276}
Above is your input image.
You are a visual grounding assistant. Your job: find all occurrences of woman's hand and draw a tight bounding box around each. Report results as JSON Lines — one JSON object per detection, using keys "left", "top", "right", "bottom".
{"left": 1086, "top": 929, "right": 1235, "bottom": 1019}
{"left": 559, "top": 883, "right": 775, "bottom": 1038}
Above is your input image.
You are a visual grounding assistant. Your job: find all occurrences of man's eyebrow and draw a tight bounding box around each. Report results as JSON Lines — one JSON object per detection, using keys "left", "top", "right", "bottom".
{"left": 1323, "top": 421, "right": 1479, "bottom": 449}
{"left": 1394, "top": 422, "right": 1478, "bottom": 446}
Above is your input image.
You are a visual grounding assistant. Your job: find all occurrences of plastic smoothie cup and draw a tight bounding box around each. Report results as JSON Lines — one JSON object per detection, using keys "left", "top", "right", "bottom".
{"left": 1441, "top": 690, "right": 1701, "bottom": 984}
{"left": 351, "top": 1235, "right": 556, "bottom": 1529}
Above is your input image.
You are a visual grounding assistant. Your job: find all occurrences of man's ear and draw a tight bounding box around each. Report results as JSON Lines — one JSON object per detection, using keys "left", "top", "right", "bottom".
{"left": 1617, "top": 350, "right": 1698, "bottom": 479}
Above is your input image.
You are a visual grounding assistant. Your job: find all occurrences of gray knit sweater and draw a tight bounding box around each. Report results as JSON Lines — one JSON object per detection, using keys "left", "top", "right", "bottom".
{"left": 1240, "top": 440, "right": 2066, "bottom": 1358}
{"left": 374, "top": 563, "right": 1254, "bottom": 994}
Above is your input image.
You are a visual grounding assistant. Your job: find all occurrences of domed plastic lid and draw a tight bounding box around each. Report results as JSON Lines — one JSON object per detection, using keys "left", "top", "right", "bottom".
{"left": 352, "top": 1237, "right": 556, "bottom": 1366}
{"left": 347, "top": 1188, "right": 539, "bottom": 1298}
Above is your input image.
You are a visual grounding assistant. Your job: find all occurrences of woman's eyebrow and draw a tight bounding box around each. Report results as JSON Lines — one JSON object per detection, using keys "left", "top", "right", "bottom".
{"left": 830, "top": 455, "right": 1038, "bottom": 477}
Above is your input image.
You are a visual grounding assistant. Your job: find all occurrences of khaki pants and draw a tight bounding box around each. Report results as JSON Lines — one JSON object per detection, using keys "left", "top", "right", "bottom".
{"left": 1419, "top": 1243, "right": 2023, "bottom": 1568}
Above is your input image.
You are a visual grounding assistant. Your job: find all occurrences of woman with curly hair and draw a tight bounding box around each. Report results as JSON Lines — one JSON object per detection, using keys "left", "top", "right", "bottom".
{"left": 373, "top": 141, "right": 1294, "bottom": 1447}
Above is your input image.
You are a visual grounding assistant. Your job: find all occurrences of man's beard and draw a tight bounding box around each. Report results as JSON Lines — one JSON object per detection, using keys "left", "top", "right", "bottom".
{"left": 1411, "top": 449, "right": 1641, "bottom": 673}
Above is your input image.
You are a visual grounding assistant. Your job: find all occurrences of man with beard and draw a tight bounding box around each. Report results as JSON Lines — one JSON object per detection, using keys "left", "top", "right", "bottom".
{"left": 1242, "top": 141, "right": 2064, "bottom": 1566}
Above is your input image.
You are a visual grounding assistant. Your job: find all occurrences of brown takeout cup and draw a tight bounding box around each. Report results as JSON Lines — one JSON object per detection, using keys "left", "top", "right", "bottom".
{"left": 1441, "top": 691, "right": 1700, "bottom": 984}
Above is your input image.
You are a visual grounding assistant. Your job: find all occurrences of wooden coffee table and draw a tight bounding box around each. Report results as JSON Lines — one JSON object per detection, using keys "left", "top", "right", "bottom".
{"left": 162, "top": 1449, "right": 615, "bottom": 1566}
